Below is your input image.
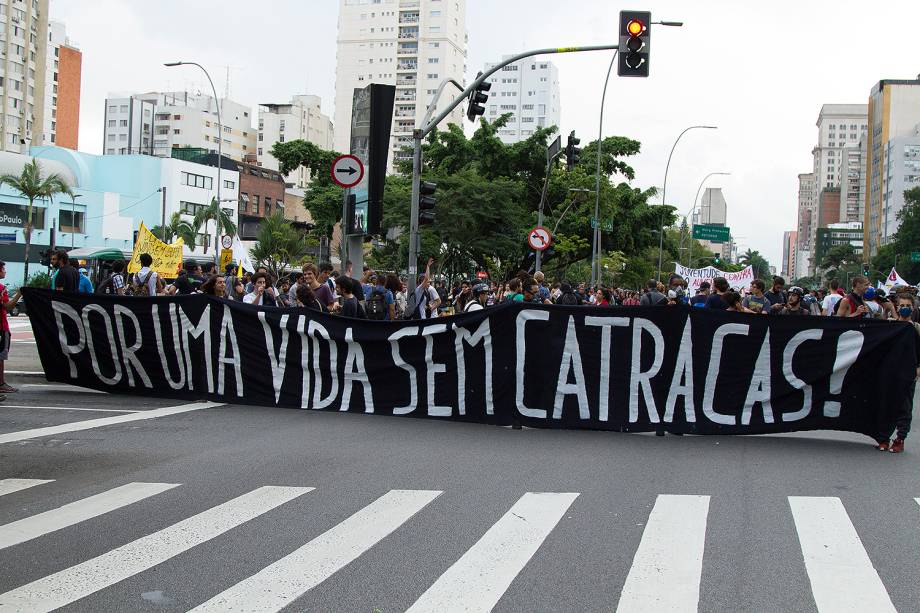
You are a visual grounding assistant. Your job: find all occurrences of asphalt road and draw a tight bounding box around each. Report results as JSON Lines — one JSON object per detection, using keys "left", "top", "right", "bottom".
{"left": 1, "top": 317, "right": 919, "bottom": 612}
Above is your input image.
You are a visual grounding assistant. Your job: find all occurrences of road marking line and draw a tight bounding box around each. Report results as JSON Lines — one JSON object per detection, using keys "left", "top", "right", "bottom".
{"left": 616, "top": 495, "right": 710, "bottom": 613}
{"left": 190, "top": 489, "right": 441, "bottom": 613}
{"left": 20, "top": 384, "right": 106, "bottom": 394}
{"left": 0, "top": 479, "right": 54, "bottom": 497}
{"left": 0, "top": 482, "right": 180, "bottom": 550}
{"left": 406, "top": 492, "right": 579, "bottom": 613}
{"left": 0, "top": 405, "right": 141, "bottom": 413}
{"left": 6, "top": 371, "right": 46, "bottom": 376}
{"left": 789, "top": 496, "right": 896, "bottom": 613}
{"left": 0, "top": 485, "right": 312, "bottom": 613}
{"left": 0, "top": 401, "right": 224, "bottom": 445}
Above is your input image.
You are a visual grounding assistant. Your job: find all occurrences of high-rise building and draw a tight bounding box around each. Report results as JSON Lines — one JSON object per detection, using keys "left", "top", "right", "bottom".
{"left": 0, "top": 0, "right": 52, "bottom": 153}
{"left": 814, "top": 222, "right": 863, "bottom": 272}
{"left": 812, "top": 104, "right": 868, "bottom": 191}
{"left": 258, "top": 95, "right": 334, "bottom": 188}
{"left": 480, "top": 56, "right": 560, "bottom": 143}
{"left": 794, "top": 172, "right": 816, "bottom": 279}
{"left": 839, "top": 135, "right": 867, "bottom": 223}
{"left": 782, "top": 230, "right": 797, "bottom": 280}
{"left": 44, "top": 20, "right": 81, "bottom": 149}
{"left": 692, "top": 187, "right": 731, "bottom": 261}
{"left": 864, "top": 77, "right": 920, "bottom": 256}
{"left": 102, "top": 91, "right": 256, "bottom": 161}
{"left": 334, "top": 0, "right": 468, "bottom": 171}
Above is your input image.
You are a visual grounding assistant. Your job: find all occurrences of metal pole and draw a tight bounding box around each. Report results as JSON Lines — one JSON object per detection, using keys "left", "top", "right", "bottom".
{"left": 656, "top": 125, "right": 717, "bottom": 282}
{"left": 161, "top": 187, "right": 167, "bottom": 242}
{"left": 164, "top": 61, "right": 222, "bottom": 262}
{"left": 686, "top": 171, "right": 730, "bottom": 267}
{"left": 535, "top": 151, "right": 562, "bottom": 272}
{"left": 407, "top": 133, "right": 423, "bottom": 294}
{"left": 591, "top": 51, "right": 618, "bottom": 288}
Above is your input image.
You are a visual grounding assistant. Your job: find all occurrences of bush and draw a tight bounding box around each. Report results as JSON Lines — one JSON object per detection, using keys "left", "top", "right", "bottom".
{"left": 24, "top": 271, "right": 51, "bottom": 289}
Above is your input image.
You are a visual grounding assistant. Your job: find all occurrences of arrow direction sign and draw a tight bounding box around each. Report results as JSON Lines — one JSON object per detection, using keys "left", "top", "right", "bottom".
{"left": 331, "top": 154, "right": 365, "bottom": 188}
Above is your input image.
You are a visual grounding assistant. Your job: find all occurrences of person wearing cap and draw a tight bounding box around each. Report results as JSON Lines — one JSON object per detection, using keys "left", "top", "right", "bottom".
{"left": 690, "top": 281, "right": 710, "bottom": 307}
{"left": 777, "top": 286, "right": 809, "bottom": 315}
{"left": 464, "top": 283, "right": 490, "bottom": 312}
{"left": 77, "top": 267, "right": 94, "bottom": 294}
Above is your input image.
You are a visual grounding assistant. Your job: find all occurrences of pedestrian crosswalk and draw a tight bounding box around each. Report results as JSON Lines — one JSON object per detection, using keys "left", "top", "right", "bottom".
{"left": 0, "top": 479, "right": 915, "bottom": 612}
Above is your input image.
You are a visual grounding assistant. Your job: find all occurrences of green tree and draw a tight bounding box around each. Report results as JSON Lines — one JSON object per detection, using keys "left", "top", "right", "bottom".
{"left": 739, "top": 248, "right": 772, "bottom": 280}
{"left": 150, "top": 212, "right": 197, "bottom": 246}
{"left": 0, "top": 158, "right": 74, "bottom": 285}
{"left": 872, "top": 187, "right": 920, "bottom": 282}
{"left": 193, "top": 197, "right": 237, "bottom": 260}
{"left": 270, "top": 140, "right": 343, "bottom": 238}
{"left": 249, "top": 212, "right": 314, "bottom": 281}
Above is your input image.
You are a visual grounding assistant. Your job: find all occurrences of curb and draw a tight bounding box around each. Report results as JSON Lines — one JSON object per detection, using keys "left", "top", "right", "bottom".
{"left": 7, "top": 371, "right": 47, "bottom": 379}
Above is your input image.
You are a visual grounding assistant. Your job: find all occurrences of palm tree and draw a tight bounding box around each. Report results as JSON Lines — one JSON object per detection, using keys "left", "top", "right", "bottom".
{"left": 0, "top": 158, "right": 74, "bottom": 285}
{"left": 249, "top": 212, "right": 312, "bottom": 281}
{"left": 192, "top": 197, "right": 237, "bottom": 262}
{"left": 150, "top": 212, "right": 197, "bottom": 246}
{"left": 739, "top": 248, "right": 771, "bottom": 280}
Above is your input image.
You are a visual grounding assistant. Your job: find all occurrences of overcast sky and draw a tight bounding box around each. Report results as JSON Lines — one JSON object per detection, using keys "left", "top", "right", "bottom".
{"left": 51, "top": 0, "right": 920, "bottom": 267}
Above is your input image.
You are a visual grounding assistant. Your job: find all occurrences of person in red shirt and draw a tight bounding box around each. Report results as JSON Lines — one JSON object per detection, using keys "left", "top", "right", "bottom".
{"left": 0, "top": 261, "right": 23, "bottom": 399}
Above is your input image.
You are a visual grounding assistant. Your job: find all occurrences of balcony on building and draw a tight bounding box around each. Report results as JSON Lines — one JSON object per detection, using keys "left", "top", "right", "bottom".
{"left": 395, "top": 90, "right": 417, "bottom": 102}
{"left": 396, "top": 76, "right": 417, "bottom": 86}
{"left": 397, "top": 61, "right": 418, "bottom": 71}
{"left": 397, "top": 43, "right": 418, "bottom": 56}
{"left": 399, "top": 0, "right": 420, "bottom": 9}
{"left": 398, "top": 27, "right": 419, "bottom": 40}
{"left": 399, "top": 12, "right": 420, "bottom": 24}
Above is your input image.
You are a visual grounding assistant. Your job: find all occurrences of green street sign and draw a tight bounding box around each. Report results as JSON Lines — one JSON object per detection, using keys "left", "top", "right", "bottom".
{"left": 590, "top": 217, "right": 613, "bottom": 231}
{"left": 692, "top": 224, "right": 731, "bottom": 243}
{"left": 911, "top": 252, "right": 920, "bottom": 263}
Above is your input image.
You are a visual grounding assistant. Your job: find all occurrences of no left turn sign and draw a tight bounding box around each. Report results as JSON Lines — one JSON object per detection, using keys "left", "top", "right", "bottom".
{"left": 331, "top": 154, "right": 365, "bottom": 188}
{"left": 528, "top": 226, "right": 552, "bottom": 251}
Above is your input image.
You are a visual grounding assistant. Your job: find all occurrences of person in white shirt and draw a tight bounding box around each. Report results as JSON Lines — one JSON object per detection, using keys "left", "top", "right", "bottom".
{"left": 412, "top": 258, "right": 441, "bottom": 319}
{"left": 822, "top": 279, "right": 843, "bottom": 315}
{"left": 133, "top": 253, "right": 161, "bottom": 296}
{"left": 243, "top": 272, "right": 277, "bottom": 306}
{"left": 464, "top": 283, "right": 489, "bottom": 312}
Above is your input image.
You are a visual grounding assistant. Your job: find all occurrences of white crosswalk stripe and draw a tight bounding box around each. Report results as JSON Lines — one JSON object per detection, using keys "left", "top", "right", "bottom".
{"left": 0, "top": 482, "right": 180, "bottom": 550}
{"left": 0, "top": 485, "right": 312, "bottom": 613}
{"left": 789, "top": 496, "right": 897, "bottom": 613}
{"left": 616, "top": 495, "right": 710, "bottom": 613}
{"left": 406, "top": 492, "right": 579, "bottom": 613}
{"left": 190, "top": 489, "right": 442, "bottom": 612}
{"left": 0, "top": 478, "right": 53, "bottom": 497}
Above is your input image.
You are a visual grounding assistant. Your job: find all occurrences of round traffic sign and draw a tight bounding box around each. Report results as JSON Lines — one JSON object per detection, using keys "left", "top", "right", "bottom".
{"left": 528, "top": 226, "right": 552, "bottom": 251}
{"left": 221, "top": 234, "right": 233, "bottom": 249}
{"left": 331, "top": 154, "right": 365, "bottom": 188}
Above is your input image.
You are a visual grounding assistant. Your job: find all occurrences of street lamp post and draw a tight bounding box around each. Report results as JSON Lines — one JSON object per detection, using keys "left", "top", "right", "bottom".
{"left": 589, "top": 51, "right": 618, "bottom": 289}
{"left": 656, "top": 125, "right": 717, "bottom": 282}
{"left": 685, "top": 171, "right": 730, "bottom": 268}
{"left": 164, "top": 61, "right": 222, "bottom": 263}
{"left": 70, "top": 194, "right": 82, "bottom": 249}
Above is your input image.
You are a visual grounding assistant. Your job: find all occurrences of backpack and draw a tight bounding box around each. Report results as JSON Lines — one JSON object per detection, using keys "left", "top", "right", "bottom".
{"left": 557, "top": 291, "right": 580, "bottom": 306}
{"left": 403, "top": 287, "right": 430, "bottom": 320}
{"left": 366, "top": 289, "right": 388, "bottom": 320}
{"left": 95, "top": 273, "right": 117, "bottom": 295}
{"left": 132, "top": 270, "right": 161, "bottom": 296}
{"left": 640, "top": 291, "right": 667, "bottom": 306}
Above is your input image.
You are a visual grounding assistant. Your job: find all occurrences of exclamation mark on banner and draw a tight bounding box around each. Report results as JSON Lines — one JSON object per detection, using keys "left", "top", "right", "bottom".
{"left": 823, "top": 330, "right": 864, "bottom": 418}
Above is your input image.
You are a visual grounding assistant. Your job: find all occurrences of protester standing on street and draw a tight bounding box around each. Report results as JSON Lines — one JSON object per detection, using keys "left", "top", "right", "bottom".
{"left": 243, "top": 272, "right": 277, "bottom": 306}
{"left": 778, "top": 287, "right": 810, "bottom": 315}
{"left": 77, "top": 267, "right": 94, "bottom": 293}
{"left": 464, "top": 283, "right": 489, "bottom": 312}
{"left": 132, "top": 253, "right": 162, "bottom": 296}
{"left": 836, "top": 275, "right": 871, "bottom": 318}
{"left": 764, "top": 276, "right": 787, "bottom": 312}
{"left": 640, "top": 280, "right": 667, "bottom": 306}
{"left": 199, "top": 275, "right": 227, "bottom": 297}
{"left": 706, "top": 277, "right": 730, "bottom": 310}
{"left": 822, "top": 279, "right": 842, "bottom": 315}
{"left": 412, "top": 258, "right": 441, "bottom": 319}
{"left": 742, "top": 279, "right": 770, "bottom": 313}
{"left": 884, "top": 293, "right": 920, "bottom": 453}
{"left": 690, "top": 281, "right": 710, "bottom": 307}
{"left": 53, "top": 250, "right": 80, "bottom": 292}
{"left": 0, "top": 261, "right": 22, "bottom": 400}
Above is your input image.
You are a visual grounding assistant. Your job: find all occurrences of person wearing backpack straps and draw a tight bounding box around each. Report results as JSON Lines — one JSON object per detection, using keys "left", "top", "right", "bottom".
{"left": 835, "top": 275, "right": 872, "bottom": 318}
{"left": 639, "top": 279, "right": 667, "bottom": 306}
{"left": 132, "top": 253, "right": 163, "bottom": 296}
{"left": 365, "top": 276, "right": 396, "bottom": 321}
{"left": 95, "top": 260, "right": 126, "bottom": 295}
{"left": 405, "top": 257, "right": 440, "bottom": 319}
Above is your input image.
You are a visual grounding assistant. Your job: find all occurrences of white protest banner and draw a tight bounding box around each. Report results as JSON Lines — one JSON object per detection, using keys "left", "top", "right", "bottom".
{"left": 673, "top": 263, "right": 755, "bottom": 291}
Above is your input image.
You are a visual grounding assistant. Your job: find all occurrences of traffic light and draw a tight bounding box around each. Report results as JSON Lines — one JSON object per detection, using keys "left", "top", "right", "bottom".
{"left": 419, "top": 181, "right": 437, "bottom": 225}
{"left": 565, "top": 131, "right": 581, "bottom": 170}
{"left": 618, "top": 10, "right": 651, "bottom": 77}
{"left": 713, "top": 252, "right": 721, "bottom": 266}
{"left": 862, "top": 262, "right": 870, "bottom": 276}
{"left": 466, "top": 72, "right": 492, "bottom": 122}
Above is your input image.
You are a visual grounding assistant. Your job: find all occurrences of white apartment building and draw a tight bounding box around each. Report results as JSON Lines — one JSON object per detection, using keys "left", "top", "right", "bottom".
{"left": 811, "top": 104, "right": 867, "bottom": 191}
{"left": 839, "top": 134, "right": 867, "bottom": 224}
{"left": 334, "top": 0, "right": 468, "bottom": 171}
{"left": 481, "top": 56, "right": 560, "bottom": 143}
{"left": 103, "top": 91, "right": 256, "bottom": 161}
{"left": 692, "top": 187, "right": 732, "bottom": 261}
{"left": 258, "top": 95, "right": 334, "bottom": 188}
{"left": 0, "top": 0, "right": 49, "bottom": 152}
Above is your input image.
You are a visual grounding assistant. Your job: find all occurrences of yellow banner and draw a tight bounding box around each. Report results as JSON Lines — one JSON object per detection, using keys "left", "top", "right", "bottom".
{"left": 127, "top": 221, "right": 184, "bottom": 278}
{"left": 219, "top": 248, "right": 233, "bottom": 272}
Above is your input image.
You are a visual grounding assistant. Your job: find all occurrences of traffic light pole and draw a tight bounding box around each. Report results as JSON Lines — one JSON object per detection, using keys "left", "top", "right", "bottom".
{"left": 407, "top": 43, "right": 620, "bottom": 293}
{"left": 535, "top": 148, "right": 563, "bottom": 273}
{"left": 590, "top": 51, "right": 618, "bottom": 289}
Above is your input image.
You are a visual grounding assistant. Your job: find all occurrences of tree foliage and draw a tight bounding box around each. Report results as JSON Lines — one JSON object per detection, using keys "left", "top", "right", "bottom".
{"left": 150, "top": 212, "right": 197, "bottom": 246}
{"left": 871, "top": 187, "right": 920, "bottom": 282}
{"left": 0, "top": 158, "right": 74, "bottom": 285}
{"left": 250, "top": 212, "right": 314, "bottom": 281}
{"left": 192, "top": 197, "right": 237, "bottom": 257}
{"left": 739, "top": 248, "right": 772, "bottom": 280}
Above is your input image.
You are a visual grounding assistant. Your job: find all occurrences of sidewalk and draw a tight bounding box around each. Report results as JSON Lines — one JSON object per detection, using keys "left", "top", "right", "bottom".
{"left": 7, "top": 317, "right": 46, "bottom": 377}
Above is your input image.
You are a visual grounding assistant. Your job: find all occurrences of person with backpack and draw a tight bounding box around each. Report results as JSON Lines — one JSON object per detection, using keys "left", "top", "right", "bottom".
{"left": 95, "top": 260, "right": 127, "bottom": 295}
{"left": 640, "top": 279, "right": 667, "bottom": 306}
{"left": 132, "top": 253, "right": 163, "bottom": 296}
{"left": 464, "top": 283, "right": 490, "bottom": 312}
{"left": 365, "top": 276, "right": 396, "bottom": 321}
{"left": 835, "top": 275, "right": 872, "bottom": 318}
{"left": 405, "top": 258, "right": 440, "bottom": 319}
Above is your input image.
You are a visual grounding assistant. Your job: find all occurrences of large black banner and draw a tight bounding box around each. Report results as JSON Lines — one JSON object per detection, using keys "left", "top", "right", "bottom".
{"left": 24, "top": 289, "right": 918, "bottom": 439}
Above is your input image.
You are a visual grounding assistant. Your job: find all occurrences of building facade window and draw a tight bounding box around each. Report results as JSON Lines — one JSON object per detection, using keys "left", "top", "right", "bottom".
{"left": 180, "top": 172, "right": 213, "bottom": 190}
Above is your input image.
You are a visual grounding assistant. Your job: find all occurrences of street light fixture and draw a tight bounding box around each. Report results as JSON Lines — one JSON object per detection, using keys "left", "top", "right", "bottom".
{"left": 685, "top": 171, "right": 730, "bottom": 267}
{"left": 656, "top": 125, "right": 717, "bottom": 282}
{"left": 164, "top": 60, "right": 223, "bottom": 263}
